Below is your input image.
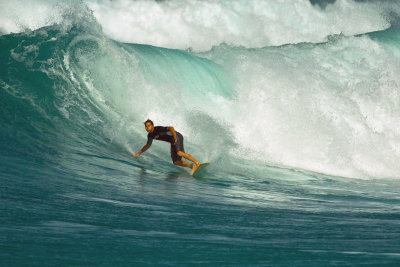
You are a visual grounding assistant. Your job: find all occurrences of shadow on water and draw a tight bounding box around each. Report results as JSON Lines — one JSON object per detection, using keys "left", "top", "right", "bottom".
{"left": 192, "top": 171, "right": 208, "bottom": 180}
{"left": 138, "top": 168, "right": 147, "bottom": 181}
{"left": 165, "top": 170, "right": 189, "bottom": 181}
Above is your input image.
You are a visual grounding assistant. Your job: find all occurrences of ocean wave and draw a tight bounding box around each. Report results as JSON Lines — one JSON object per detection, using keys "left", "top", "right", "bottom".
{"left": 1, "top": 8, "right": 400, "bottom": 178}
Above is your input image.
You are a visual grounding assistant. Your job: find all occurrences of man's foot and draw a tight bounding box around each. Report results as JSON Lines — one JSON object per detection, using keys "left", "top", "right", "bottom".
{"left": 191, "top": 162, "right": 201, "bottom": 175}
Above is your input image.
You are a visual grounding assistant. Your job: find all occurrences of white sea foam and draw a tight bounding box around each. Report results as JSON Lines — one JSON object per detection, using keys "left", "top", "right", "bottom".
{"left": 201, "top": 34, "right": 400, "bottom": 178}
{"left": 0, "top": 0, "right": 395, "bottom": 51}
{"left": 86, "top": 0, "right": 392, "bottom": 51}
{"left": 0, "top": 0, "right": 64, "bottom": 34}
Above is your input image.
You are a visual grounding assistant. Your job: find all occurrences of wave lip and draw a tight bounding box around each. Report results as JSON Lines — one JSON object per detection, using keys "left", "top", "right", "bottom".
{"left": 86, "top": 0, "right": 392, "bottom": 51}
{"left": 1, "top": 0, "right": 394, "bottom": 51}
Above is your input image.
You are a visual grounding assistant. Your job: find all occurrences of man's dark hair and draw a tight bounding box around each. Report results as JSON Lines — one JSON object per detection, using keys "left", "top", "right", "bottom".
{"left": 144, "top": 119, "right": 154, "bottom": 126}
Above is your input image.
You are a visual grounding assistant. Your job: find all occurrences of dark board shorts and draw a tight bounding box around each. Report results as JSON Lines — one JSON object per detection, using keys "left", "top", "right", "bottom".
{"left": 171, "top": 132, "right": 184, "bottom": 163}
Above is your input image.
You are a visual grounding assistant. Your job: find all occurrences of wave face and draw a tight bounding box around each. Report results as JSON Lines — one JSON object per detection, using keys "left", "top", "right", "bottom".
{"left": 2, "top": 5, "right": 400, "bottom": 178}
{"left": 2, "top": 1, "right": 400, "bottom": 265}
{"left": 0, "top": 12, "right": 234, "bottom": 168}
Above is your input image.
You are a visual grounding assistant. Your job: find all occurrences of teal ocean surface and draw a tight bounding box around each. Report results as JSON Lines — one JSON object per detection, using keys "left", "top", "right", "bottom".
{"left": 1, "top": 0, "right": 400, "bottom": 265}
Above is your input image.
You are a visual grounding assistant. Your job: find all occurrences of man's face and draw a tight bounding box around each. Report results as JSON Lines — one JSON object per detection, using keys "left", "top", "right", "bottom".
{"left": 145, "top": 122, "right": 154, "bottom": 133}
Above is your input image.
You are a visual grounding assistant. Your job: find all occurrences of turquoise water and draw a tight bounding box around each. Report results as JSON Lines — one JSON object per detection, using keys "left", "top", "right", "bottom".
{"left": 1, "top": 0, "right": 400, "bottom": 265}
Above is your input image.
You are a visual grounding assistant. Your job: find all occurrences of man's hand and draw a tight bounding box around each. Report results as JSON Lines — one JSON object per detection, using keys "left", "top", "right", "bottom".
{"left": 133, "top": 144, "right": 150, "bottom": 159}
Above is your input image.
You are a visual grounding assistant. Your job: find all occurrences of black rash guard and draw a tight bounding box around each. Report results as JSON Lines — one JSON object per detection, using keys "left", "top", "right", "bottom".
{"left": 147, "top": 126, "right": 175, "bottom": 145}
{"left": 147, "top": 126, "right": 185, "bottom": 163}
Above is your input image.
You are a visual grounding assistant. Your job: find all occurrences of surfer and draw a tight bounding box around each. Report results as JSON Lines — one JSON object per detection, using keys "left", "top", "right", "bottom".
{"left": 133, "top": 119, "right": 201, "bottom": 174}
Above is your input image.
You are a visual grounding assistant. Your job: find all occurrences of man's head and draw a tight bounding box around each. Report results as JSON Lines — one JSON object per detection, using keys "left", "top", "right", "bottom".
{"left": 144, "top": 119, "right": 154, "bottom": 133}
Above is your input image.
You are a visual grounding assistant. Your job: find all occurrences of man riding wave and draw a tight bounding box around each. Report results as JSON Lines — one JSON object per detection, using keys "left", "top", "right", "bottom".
{"left": 134, "top": 119, "right": 201, "bottom": 174}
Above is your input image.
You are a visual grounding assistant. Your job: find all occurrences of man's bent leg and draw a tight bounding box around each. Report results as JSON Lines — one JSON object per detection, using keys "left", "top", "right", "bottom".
{"left": 177, "top": 151, "right": 200, "bottom": 166}
{"left": 177, "top": 151, "right": 200, "bottom": 174}
{"left": 173, "top": 160, "right": 192, "bottom": 169}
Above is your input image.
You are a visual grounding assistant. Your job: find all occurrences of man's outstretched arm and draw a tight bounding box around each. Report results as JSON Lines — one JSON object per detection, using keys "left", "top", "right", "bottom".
{"left": 133, "top": 144, "right": 151, "bottom": 158}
